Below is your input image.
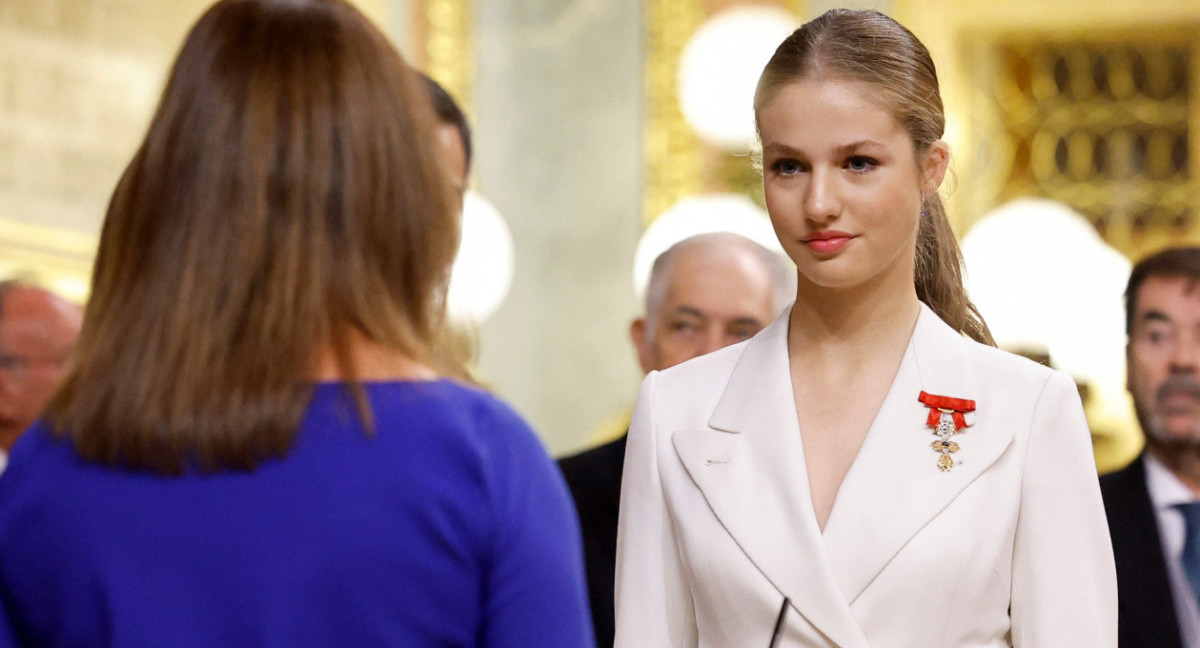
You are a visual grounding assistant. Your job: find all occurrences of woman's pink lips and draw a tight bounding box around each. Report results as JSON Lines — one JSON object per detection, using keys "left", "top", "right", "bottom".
{"left": 802, "top": 234, "right": 854, "bottom": 254}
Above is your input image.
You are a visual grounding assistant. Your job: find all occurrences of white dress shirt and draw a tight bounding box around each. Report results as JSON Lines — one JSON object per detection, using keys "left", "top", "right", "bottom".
{"left": 1145, "top": 452, "right": 1200, "bottom": 648}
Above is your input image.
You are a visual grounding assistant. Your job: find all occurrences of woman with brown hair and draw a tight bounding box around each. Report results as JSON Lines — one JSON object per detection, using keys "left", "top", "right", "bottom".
{"left": 0, "top": 1, "right": 592, "bottom": 645}
{"left": 614, "top": 9, "right": 1115, "bottom": 647}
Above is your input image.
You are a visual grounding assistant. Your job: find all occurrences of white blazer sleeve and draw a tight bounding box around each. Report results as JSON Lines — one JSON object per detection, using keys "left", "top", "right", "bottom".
{"left": 613, "top": 372, "right": 697, "bottom": 648}
{"left": 1010, "top": 370, "right": 1117, "bottom": 647}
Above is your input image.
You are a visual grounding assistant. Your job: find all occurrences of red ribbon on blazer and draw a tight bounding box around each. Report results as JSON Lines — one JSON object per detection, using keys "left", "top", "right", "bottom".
{"left": 918, "top": 391, "right": 976, "bottom": 431}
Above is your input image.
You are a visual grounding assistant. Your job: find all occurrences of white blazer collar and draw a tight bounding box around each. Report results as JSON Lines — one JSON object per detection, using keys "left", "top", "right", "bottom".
{"left": 674, "top": 307, "right": 866, "bottom": 647}
{"left": 671, "top": 304, "right": 1013, "bottom": 645}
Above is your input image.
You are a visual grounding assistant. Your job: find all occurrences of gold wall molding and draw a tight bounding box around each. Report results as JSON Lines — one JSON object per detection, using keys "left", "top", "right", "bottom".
{"left": 644, "top": 0, "right": 804, "bottom": 224}
{"left": 0, "top": 217, "right": 96, "bottom": 301}
{"left": 424, "top": 0, "right": 473, "bottom": 115}
{"left": 644, "top": 0, "right": 706, "bottom": 224}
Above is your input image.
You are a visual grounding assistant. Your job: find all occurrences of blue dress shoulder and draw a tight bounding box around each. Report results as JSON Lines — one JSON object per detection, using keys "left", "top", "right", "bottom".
{"left": 0, "top": 380, "right": 594, "bottom": 647}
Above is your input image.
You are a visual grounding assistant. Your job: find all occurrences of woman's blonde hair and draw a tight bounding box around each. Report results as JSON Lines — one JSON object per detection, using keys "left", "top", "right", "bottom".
{"left": 46, "top": 0, "right": 461, "bottom": 473}
{"left": 754, "top": 9, "right": 993, "bottom": 345}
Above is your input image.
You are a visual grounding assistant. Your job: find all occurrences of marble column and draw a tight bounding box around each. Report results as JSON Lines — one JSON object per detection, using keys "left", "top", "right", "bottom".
{"left": 473, "top": 0, "right": 644, "bottom": 454}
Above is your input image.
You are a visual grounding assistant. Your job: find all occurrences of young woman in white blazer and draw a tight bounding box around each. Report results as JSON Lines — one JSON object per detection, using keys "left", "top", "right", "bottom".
{"left": 614, "top": 9, "right": 1117, "bottom": 647}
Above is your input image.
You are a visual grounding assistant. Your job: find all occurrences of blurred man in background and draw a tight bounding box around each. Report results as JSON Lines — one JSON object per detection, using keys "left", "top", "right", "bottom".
{"left": 1102, "top": 246, "right": 1200, "bottom": 648}
{"left": 0, "top": 280, "right": 83, "bottom": 467}
{"left": 422, "top": 73, "right": 471, "bottom": 196}
{"left": 421, "top": 73, "right": 479, "bottom": 378}
{"left": 558, "top": 232, "right": 792, "bottom": 647}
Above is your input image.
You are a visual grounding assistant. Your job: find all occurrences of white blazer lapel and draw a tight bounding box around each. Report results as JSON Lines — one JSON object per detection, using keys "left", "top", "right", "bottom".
{"left": 672, "top": 313, "right": 869, "bottom": 648}
{"left": 823, "top": 305, "right": 1015, "bottom": 604}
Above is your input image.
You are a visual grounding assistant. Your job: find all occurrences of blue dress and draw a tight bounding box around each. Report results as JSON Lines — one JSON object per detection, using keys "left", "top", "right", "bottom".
{"left": 0, "top": 380, "right": 594, "bottom": 647}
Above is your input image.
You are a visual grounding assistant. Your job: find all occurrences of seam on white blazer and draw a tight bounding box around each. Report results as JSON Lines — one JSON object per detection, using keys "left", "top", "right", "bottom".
{"left": 650, "top": 371, "right": 702, "bottom": 647}
{"left": 1011, "top": 368, "right": 1061, "bottom": 603}
{"left": 1020, "top": 370, "right": 1061, "bottom": 469}
{"left": 633, "top": 370, "right": 699, "bottom": 648}
{"left": 1007, "top": 369, "right": 1052, "bottom": 607}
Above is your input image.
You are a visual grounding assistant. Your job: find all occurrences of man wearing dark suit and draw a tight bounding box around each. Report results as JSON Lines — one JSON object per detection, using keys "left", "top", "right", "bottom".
{"left": 558, "top": 232, "right": 791, "bottom": 647}
{"left": 1102, "top": 246, "right": 1200, "bottom": 648}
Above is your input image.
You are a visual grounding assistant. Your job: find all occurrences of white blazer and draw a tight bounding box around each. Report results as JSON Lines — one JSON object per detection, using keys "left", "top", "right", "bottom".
{"left": 614, "top": 304, "right": 1116, "bottom": 648}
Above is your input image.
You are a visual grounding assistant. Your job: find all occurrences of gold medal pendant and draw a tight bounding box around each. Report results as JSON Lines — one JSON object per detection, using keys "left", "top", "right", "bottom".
{"left": 931, "top": 412, "right": 961, "bottom": 471}
{"left": 918, "top": 392, "right": 976, "bottom": 473}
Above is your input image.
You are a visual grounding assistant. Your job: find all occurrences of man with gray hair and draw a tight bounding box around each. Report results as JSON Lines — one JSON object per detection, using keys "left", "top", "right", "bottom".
{"left": 559, "top": 232, "right": 792, "bottom": 648}
{"left": 0, "top": 280, "right": 83, "bottom": 469}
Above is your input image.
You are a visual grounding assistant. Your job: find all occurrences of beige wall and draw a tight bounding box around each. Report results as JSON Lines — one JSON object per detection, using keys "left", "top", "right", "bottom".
{"left": 471, "top": 0, "right": 644, "bottom": 456}
{"left": 0, "top": 1, "right": 210, "bottom": 298}
{"left": 0, "top": 0, "right": 394, "bottom": 300}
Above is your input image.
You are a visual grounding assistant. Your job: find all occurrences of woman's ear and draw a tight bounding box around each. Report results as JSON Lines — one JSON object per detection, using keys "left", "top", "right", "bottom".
{"left": 921, "top": 140, "right": 950, "bottom": 195}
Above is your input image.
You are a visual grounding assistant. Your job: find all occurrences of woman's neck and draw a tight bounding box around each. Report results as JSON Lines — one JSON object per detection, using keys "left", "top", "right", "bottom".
{"left": 787, "top": 273, "right": 921, "bottom": 361}
{"left": 310, "top": 330, "right": 438, "bottom": 382}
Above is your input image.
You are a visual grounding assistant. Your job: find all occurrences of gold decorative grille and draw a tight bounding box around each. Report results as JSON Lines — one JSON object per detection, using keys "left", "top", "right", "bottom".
{"left": 643, "top": 0, "right": 804, "bottom": 224}
{"left": 963, "top": 29, "right": 1199, "bottom": 258}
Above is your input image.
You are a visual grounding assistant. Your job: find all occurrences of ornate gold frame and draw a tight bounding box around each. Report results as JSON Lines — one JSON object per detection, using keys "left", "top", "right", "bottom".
{"left": 958, "top": 24, "right": 1200, "bottom": 259}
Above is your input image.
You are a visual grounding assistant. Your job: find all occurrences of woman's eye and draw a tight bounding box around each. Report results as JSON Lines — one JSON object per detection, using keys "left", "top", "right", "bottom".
{"left": 846, "top": 156, "right": 878, "bottom": 172}
{"left": 771, "top": 159, "right": 802, "bottom": 175}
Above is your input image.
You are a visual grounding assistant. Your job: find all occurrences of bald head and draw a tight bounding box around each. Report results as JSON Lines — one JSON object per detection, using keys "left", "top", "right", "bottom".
{"left": 0, "top": 282, "right": 84, "bottom": 451}
{"left": 631, "top": 233, "right": 793, "bottom": 374}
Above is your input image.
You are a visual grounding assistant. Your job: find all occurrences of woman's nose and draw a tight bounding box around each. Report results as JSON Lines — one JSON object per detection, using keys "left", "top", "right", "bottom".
{"left": 803, "top": 169, "right": 841, "bottom": 223}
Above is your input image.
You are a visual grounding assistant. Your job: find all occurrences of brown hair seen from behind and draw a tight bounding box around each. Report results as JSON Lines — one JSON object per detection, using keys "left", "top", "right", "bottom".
{"left": 46, "top": 0, "right": 461, "bottom": 474}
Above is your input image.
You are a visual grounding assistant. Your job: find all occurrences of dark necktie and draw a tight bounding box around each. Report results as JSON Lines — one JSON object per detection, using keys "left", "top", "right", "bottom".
{"left": 1175, "top": 502, "right": 1200, "bottom": 607}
